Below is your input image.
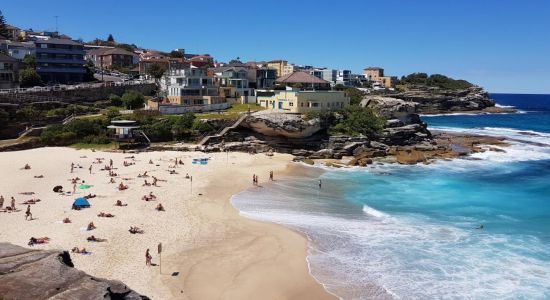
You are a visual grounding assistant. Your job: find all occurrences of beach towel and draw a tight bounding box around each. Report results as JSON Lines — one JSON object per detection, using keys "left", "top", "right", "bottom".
{"left": 79, "top": 184, "right": 92, "bottom": 189}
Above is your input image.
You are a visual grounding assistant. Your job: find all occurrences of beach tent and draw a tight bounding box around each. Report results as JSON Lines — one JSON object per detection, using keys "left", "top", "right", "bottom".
{"left": 73, "top": 197, "right": 91, "bottom": 208}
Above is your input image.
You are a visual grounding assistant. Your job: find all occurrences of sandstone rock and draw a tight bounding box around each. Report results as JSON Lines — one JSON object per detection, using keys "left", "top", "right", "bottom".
{"left": 360, "top": 96, "right": 418, "bottom": 121}
{"left": 0, "top": 243, "right": 148, "bottom": 299}
{"left": 241, "top": 113, "right": 323, "bottom": 138}
{"left": 310, "top": 148, "right": 334, "bottom": 159}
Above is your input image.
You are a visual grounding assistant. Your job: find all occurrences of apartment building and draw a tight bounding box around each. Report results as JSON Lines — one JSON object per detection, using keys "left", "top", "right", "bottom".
{"left": 257, "top": 90, "right": 350, "bottom": 113}
{"left": 164, "top": 66, "right": 224, "bottom": 106}
{"left": 210, "top": 66, "right": 256, "bottom": 103}
{"left": 34, "top": 38, "right": 86, "bottom": 84}
{"left": 267, "top": 60, "right": 294, "bottom": 77}
{"left": 363, "top": 67, "right": 397, "bottom": 88}
{"left": 0, "top": 53, "right": 20, "bottom": 89}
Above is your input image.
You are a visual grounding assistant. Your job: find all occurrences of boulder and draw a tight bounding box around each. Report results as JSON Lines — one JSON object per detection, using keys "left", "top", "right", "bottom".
{"left": 360, "top": 96, "right": 418, "bottom": 122}
{"left": 241, "top": 113, "right": 323, "bottom": 138}
{"left": 0, "top": 242, "right": 148, "bottom": 299}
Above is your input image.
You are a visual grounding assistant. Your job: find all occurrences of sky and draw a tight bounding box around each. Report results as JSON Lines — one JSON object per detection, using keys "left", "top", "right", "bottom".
{"left": 2, "top": 0, "right": 550, "bottom": 93}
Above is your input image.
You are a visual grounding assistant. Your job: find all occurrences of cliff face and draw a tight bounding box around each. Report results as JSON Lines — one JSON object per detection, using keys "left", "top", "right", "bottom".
{"left": 390, "top": 86, "right": 496, "bottom": 114}
{"left": 241, "top": 112, "right": 324, "bottom": 138}
{"left": 0, "top": 243, "right": 148, "bottom": 300}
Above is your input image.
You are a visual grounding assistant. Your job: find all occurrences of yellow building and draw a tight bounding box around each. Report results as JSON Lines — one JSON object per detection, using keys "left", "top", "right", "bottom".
{"left": 267, "top": 60, "right": 293, "bottom": 77}
{"left": 363, "top": 67, "right": 397, "bottom": 88}
{"left": 257, "top": 90, "right": 350, "bottom": 113}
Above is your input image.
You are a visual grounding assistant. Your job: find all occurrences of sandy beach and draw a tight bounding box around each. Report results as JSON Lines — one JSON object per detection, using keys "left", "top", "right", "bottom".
{"left": 0, "top": 147, "right": 335, "bottom": 299}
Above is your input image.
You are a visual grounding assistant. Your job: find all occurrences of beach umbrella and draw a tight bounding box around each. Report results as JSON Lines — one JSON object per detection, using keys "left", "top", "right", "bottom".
{"left": 53, "top": 186, "right": 63, "bottom": 192}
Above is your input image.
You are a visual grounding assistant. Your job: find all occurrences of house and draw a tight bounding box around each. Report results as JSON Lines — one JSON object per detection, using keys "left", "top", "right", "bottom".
{"left": 34, "top": 38, "right": 86, "bottom": 84}
{"left": 5, "top": 25, "right": 21, "bottom": 41}
{"left": 275, "top": 71, "right": 331, "bottom": 90}
{"left": 267, "top": 60, "right": 294, "bottom": 77}
{"left": 336, "top": 70, "right": 352, "bottom": 86}
{"left": 210, "top": 66, "right": 256, "bottom": 104}
{"left": 309, "top": 68, "right": 337, "bottom": 85}
{"left": 0, "top": 52, "right": 20, "bottom": 89}
{"left": 255, "top": 67, "right": 277, "bottom": 89}
{"left": 363, "top": 67, "right": 397, "bottom": 88}
{"left": 0, "top": 40, "right": 35, "bottom": 60}
{"left": 188, "top": 54, "right": 214, "bottom": 68}
{"left": 163, "top": 66, "right": 224, "bottom": 106}
{"left": 86, "top": 47, "right": 137, "bottom": 69}
{"left": 256, "top": 90, "right": 350, "bottom": 113}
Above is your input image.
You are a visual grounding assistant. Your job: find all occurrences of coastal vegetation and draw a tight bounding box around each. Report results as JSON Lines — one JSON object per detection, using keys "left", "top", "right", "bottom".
{"left": 397, "top": 73, "right": 474, "bottom": 90}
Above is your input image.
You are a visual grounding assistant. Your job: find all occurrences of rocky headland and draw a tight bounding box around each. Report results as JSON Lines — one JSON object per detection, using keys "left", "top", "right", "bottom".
{"left": 0, "top": 242, "right": 148, "bottom": 300}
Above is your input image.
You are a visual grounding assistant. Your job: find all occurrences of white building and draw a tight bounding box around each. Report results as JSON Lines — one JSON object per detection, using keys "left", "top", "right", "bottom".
{"left": 0, "top": 40, "right": 35, "bottom": 60}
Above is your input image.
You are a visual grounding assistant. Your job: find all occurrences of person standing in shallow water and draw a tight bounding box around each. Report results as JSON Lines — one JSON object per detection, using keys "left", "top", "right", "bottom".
{"left": 319, "top": 179, "right": 322, "bottom": 189}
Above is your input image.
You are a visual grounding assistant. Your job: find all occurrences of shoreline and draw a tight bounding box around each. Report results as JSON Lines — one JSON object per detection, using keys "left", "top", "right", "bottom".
{"left": 0, "top": 148, "right": 334, "bottom": 300}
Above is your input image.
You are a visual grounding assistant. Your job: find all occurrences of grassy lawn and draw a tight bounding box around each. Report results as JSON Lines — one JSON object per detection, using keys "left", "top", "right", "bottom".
{"left": 196, "top": 103, "right": 265, "bottom": 120}
{"left": 70, "top": 142, "right": 117, "bottom": 150}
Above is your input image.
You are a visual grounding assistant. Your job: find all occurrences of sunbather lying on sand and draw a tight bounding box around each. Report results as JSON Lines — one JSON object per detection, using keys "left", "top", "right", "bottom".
{"left": 22, "top": 199, "right": 41, "bottom": 205}
{"left": 97, "top": 212, "right": 114, "bottom": 218}
{"left": 137, "top": 171, "right": 148, "bottom": 178}
{"left": 71, "top": 247, "right": 89, "bottom": 254}
{"left": 28, "top": 237, "right": 49, "bottom": 246}
{"left": 118, "top": 182, "right": 128, "bottom": 191}
{"left": 142, "top": 192, "right": 157, "bottom": 201}
{"left": 84, "top": 194, "right": 96, "bottom": 199}
{"left": 143, "top": 180, "right": 151, "bottom": 186}
{"left": 34, "top": 175, "right": 44, "bottom": 178}
{"left": 109, "top": 178, "right": 116, "bottom": 184}
{"left": 19, "top": 192, "right": 35, "bottom": 195}
{"left": 115, "top": 200, "right": 127, "bottom": 207}
{"left": 129, "top": 226, "right": 144, "bottom": 234}
{"left": 87, "top": 235, "right": 106, "bottom": 242}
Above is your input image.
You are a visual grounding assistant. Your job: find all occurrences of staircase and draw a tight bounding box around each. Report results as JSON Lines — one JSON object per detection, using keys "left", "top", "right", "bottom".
{"left": 134, "top": 130, "right": 151, "bottom": 145}
{"left": 198, "top": 114, "right": 249, "bottom": 146}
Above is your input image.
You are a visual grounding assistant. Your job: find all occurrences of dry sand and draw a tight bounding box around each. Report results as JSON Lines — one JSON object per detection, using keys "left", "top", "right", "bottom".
{"left": 0, "top": 147, "right": 335, "bottom": 300}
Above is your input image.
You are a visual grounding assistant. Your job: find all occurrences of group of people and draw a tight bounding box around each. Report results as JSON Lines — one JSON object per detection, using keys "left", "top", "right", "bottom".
{"left": 0, "top": 195, "right": 17, "bottom": 212}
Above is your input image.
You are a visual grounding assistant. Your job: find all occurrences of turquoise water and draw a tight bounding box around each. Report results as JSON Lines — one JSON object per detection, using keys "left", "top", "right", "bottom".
{"left": 232, "top": 94, "right": 550, "bottom": 299}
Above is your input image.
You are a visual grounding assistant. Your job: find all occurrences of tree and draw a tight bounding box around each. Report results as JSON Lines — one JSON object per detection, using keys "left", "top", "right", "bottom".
{"left": 0, "top": 10, "right": 8, "bottom": 37}
{"left": 342, "top": 87, "right": 365, "bottom": 106}
{"left": 23, "top": 55, "right": 37, "bottom": 69}
{"left": 330, "top": 106, "right": 385, "bottom": 136}
{"left": 109, "top": 94, "right": 123, "bottom": 106}
{"left": 107, "top": 34, "right": 115, "bottom": 42}
{"left": 19, "top": 68, "right": 43, "bottom": 87}
{"left": 228, "top": 57, "right": 242, "bottom": 65}
{"left": 121, "top": 90, "right": 145, "bottom": 109}
{"left": 147, "top": 63, "right": 167, "bottom": 83}
{"left": 170, "top": 50, "right": 184, "bottom": 58}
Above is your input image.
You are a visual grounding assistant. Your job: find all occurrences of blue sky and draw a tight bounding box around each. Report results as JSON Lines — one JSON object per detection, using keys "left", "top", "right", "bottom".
{"left": 2, "top": 0, "right": 549, "bottom": 93}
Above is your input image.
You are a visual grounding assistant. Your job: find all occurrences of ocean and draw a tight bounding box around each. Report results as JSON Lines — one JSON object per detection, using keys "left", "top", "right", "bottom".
{"left": 232, "top": 93, "right": 550, "bottom": 299}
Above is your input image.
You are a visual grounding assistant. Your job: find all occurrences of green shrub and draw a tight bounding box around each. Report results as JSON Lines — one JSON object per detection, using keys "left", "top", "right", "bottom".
{"left": 329, "top": 107, "right": 385, "bottom": 136}
{"left": 109, "top": 94, "right": 123, "bottom": 106}
{"left": 121, "top": 90, "right": 145, "bottom": 109}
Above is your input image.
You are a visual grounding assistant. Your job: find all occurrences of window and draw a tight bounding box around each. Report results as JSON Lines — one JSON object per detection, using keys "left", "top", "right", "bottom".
{"left": 289, "top": 102, "right": 294, "bottom": 107}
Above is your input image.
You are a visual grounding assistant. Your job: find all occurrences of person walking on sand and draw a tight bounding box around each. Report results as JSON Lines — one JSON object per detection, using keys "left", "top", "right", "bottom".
{"left": 145, "top": 249, "right": 152, "bottom": 266}
{"left": 269, "top": 170, "right": 274, "bottom": 181}
{"left": 25, "top": 205, "right": 32, "bottom": 220}
{"left": 71, "top": 162, "right": 74, "bottom": 173}
{"left": 0, "top": 195, "right": 4, "bottom": 209}
{"left": 73, "top": 183, "right": 77, "bottom": 194}
{"left": 89, "top": 165, "right": 92, "bottom": 174}
{"left": 109, "top": 159, "right": 113, "bottom": 168}
{"left": 11, "top": 197, "right": 16, "bottom": 210}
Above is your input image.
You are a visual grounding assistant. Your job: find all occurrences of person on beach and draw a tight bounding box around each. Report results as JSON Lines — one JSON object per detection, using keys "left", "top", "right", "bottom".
{"left": 149, "top": 159, "right": 153, "bottom": 164}
{"left": 23, "top": 164, "right": 31, "bottom": 170}
{"left": 156, "top": 203, "right": 165, "bottom": 211}
{"left": 0, "top": 195, "right": 4, "bottom": 209}
{"left": 10, "top": 197, "right": 16, "bottom": 210}
{"left": 319, "top": 179, "right": 322, "bottom": 189}
{"left": 152, "top": 176, "right": 158, "bottom": 186}
{"left": 63, "top": 217, "right": 71, "bottom": 223}
{"left": 71, "top": 163, "right": 74, "bottom": 173}
{"left": 115, "top": 200, "right": 127, "bottom": 206}
{"left": 109, "top": 178, "right": 116, "bottom": 184}
{"left": 25, "top": 205, "right": 32, "bottom": 220}
{"left": 145, "top": 249, "right": 152, "bottom": 266}
{"left": 109, "top": 159, "right": 113, "bottom": 168}
{"left": 73, "top": 183, "right": 77, "bottom": 194}
{"left": 269, "top": 171, "right": 274, "bottom": 181}
{"left": 89, "top": 165, "right": 92, "bottom": 174}
{"left": 87, "top": 222, "right": 96, "bottom": 230}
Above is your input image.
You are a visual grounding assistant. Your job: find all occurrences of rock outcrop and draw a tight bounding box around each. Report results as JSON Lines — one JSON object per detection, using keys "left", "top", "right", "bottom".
{"left": 0, "top": 242, "right": 148, "bottom": 300}
{"left": 392, "top": 86, "right": 497, "bottom": 114}
{"left": 241, "top": 112, "right": 323, "bottom": 138}
{"left": 360, "top": 96, "right": 418, "bottom": 122}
